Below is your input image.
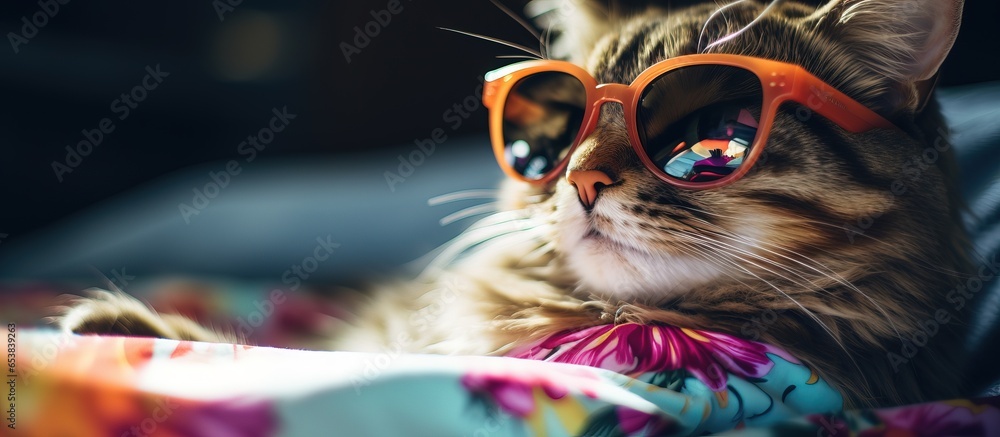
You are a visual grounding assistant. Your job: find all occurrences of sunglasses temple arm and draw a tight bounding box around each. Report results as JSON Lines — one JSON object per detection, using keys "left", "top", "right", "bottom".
{"left": 791, "top": 71, "right": 898, "bottom": 133}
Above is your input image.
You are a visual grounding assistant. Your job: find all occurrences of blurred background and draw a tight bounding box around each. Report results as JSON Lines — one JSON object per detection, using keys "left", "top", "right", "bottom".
{"left": 0, "top": 0, "right": 998, "bottom": 285}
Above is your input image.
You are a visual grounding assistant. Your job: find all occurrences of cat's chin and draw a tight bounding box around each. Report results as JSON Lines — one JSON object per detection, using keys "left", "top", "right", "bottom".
{"left": 557, "top": 219, "right": 724, "bottom": 301}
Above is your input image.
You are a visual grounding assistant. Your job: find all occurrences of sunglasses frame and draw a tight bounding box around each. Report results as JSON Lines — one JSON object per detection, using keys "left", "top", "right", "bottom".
{"left": 483, "top": 54, "right": 899, "bottom": 189}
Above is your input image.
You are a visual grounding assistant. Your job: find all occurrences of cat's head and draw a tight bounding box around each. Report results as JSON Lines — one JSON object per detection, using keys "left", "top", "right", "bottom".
{"left": 496, "top": 0, "right": 966, "bottom": 301}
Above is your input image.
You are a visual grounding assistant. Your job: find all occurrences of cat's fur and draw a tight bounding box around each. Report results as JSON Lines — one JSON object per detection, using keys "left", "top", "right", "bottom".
{"left": 61, "top": 0, "right": 973, "bottom": 408}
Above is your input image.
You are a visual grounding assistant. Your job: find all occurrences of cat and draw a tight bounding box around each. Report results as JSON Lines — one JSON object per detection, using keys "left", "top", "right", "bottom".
{"left": 61, "top": 0, "right": 973, "bottom": 409}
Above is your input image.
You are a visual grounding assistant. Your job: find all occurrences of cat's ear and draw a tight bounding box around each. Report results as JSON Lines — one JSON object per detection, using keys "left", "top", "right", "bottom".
{"left": 524, "top": 0, "right": 613, "bottom": 63}
{"left": 812, "top": 0, "right": 964, "bottom": 83}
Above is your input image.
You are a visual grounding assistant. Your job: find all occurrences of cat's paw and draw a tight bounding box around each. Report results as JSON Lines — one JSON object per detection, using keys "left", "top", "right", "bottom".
{"left": 58, "top": 288, "right": 235, "bottom": 343}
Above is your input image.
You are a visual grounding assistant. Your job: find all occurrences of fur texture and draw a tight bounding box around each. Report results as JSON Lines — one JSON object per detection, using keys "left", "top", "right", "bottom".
{"left": 61, "top": 0, "right": 974, "bottom": 409}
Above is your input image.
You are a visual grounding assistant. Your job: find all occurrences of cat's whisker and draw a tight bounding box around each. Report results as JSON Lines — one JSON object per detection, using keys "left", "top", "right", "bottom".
{"left": 668, "top": 209, "right": 854, "bottom": 286}
{"left": 428, "top": 190, "right": 500, "bottom": 206}
{"left": 765, "top": 219, "right": 941, "bottom": 279}
{"left": 496, "top": 55, "right": 541, "bottom": 60}
{"left": 671, "top": 205, "right": 759, "bottom": 226}
{"left": 438, "top": 27, "right": 543, "bottom": 59}
{"left": 684, "top": 241, "right": 808, "bottom": 300}
{"left": 714, "top": 231, "right": 903, "bottom": 340}
{"left": 457, "top": 225, "right": 553, "bottom": 262}
{"left": 676, "top": 205, "right": 888, "bottom": 278}
{"left": 425, "top": 216, "right": 548, "bottom": 271}
{"left": 444, "top": 210, "right": 535, "bottom": 234}
{"left": 738, "top": 265, "right": 870, "bottom": 397}
{"left": 671, "top": 229, "right": 819, "bottom": 286}
{"left": 672, "top": 205, "right": 859, "bottom": 251}
{"left": 701, "top": 226, "right": 863, "bottom": 290}
{"left": 712, "top": 247, "right": 827, "bottom": 323}
{"left": 668, "top": 214, "right": 904, "bottom": 341}
{"left": 439, "top": 203, "right": 501, "bottom": 226}
{"left": 715, "top": 209, "right": 968, "bottom": 280}
{"left": 465, "top": 210, "right": 534, "bottom": 229}
{"left": 668, "top": 230, "right": 875, "bottom": 396}
{"left": 511, "top": 233, "right": 559, "bottom": 263}
{"left": 673, "top": 240, "right": 761, "bottom": 291}
{"left": 687, "top": 236, "right": 868, "bottom": 379}
{"left": 521, "top": 239, "right": 558, "bottom": 266}
{"left": 461, "top": 217, "right": 543, "bottom": 241}
{"left": 672, "top": 230, "right": 830, "bottom": 301}
{"left": 728, "top": 254, "right": 868, "bottom": 383}
{"left": 673, "top": 204, "right": 890, "bottom": 250}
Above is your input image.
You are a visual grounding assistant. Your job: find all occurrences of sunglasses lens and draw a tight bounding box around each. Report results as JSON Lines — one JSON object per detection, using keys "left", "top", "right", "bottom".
{"left": 501, "top": 72, "right": 587, "bottom": 180}
{"left": 637, "top": 65, "right": 763, "bottom": 184}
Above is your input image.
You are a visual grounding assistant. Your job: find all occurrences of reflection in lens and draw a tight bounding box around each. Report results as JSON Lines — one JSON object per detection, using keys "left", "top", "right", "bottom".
{"left": 501, "top": 72, "right": 586, "bottom": 180}
{"left": 637, "top": 65, "right": 762, "bottom": 183}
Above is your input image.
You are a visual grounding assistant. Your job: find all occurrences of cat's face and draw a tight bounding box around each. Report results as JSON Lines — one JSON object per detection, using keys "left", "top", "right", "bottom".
{"left": 502, "top": 0, "right": 964, "bottom": 301}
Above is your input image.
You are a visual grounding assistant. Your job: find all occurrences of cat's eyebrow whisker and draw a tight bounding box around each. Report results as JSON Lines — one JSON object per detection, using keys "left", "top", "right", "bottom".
{"left": 488, "top": 0, "right": 542, "bottom": 41}
{"left": 540, "top": 22, "right": 554, "bottom": 60}
{"left": 698, "top": 0, "right": 747, "bottom": 53}
{"left": 702, "top": 0, "right": 787, "bottom": 52}
{"left": 428, "top": 190, "right": 500, "bottom": 206}
{"left": 525, "top": 0, "right": 614, "bottom": 22}
{"left": 438, "top": 27, "right": 543, "bottom": 59}
{"left": 803, "top": 0, "right": 843, "bottom": 22}
{"left": 439, "top": 203, "right": 500, "bottom": 226}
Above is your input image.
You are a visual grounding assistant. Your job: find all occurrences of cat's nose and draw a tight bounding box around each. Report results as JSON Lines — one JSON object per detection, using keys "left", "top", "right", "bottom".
{"left": 567, "top": 169, "right": 613, "bottom": 209}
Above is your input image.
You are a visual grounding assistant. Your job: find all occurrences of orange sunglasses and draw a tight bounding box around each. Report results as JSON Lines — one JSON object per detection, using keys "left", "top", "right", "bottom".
{"left": 482, "top": 54, "right": 898, "bottom": 190}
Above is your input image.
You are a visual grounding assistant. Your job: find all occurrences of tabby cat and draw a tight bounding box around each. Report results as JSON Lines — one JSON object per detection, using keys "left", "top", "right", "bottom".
{"left": 62, "top": 0, "right": 973, "bottom": 408}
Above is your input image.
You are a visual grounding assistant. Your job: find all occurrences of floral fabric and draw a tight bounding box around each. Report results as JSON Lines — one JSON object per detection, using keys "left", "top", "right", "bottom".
{"left": 7, "top": 327, "right": 999, "bottom": 436}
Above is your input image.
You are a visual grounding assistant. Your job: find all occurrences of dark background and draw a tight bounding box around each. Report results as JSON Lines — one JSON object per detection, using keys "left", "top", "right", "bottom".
{"left": 1, "top": 0, "right": 997, "bottom": 244}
